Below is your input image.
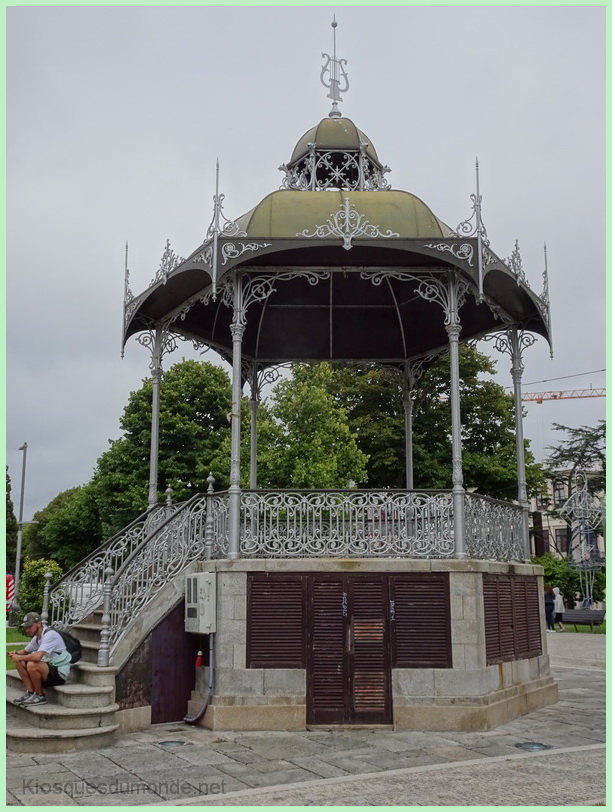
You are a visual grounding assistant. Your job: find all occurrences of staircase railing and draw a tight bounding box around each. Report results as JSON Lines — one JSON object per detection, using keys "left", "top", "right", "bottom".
{"left": 102, "top": 490, "right": 230, "bottom": 662}
{"left": 48, "top": 502, "right": 183, "bottom": 629}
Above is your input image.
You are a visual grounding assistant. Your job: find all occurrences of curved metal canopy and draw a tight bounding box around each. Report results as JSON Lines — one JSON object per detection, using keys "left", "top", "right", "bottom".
{"left": 123, "top": 117, "right": 551, "bottom": 368}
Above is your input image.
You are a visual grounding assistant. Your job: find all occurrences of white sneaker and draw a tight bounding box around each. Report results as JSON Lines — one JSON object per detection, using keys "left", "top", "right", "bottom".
{"left": 13, "top": 691, "right": 34, "bottom": 705}
{"left": 22, "top": 693, "right": 46, "bottom": 706}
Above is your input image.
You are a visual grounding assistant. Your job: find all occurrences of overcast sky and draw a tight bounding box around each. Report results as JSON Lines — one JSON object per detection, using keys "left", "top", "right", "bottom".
{"left": 6, "top": 6, "right": 606, "bottom": 523}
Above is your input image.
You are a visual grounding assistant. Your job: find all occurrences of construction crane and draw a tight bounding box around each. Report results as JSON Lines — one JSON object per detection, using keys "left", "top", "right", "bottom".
{"left": 522, "top": 388, "right": 606, "bottom": 404}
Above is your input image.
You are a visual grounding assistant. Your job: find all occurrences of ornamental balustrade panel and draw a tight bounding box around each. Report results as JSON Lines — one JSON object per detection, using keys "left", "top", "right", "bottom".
{"left": 464, "top": 493, "right": 524, "bottom": 561}
{"left": 48, "top": 503, "right": 181, "bottom": 629}
{"left": 108, "top": 492, "right": 229, "bottom": 649}
{"left": 239, "top": 490, "right": 456, "bottom": 558}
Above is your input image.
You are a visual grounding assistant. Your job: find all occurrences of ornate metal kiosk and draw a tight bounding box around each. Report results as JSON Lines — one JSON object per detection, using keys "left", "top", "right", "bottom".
{"left": 50, "top": 28, "right": 559, "bottom": 731}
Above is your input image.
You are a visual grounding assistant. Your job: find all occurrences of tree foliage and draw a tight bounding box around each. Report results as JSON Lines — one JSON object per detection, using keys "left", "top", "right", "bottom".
{"left": 532, "top": 552, "right": 605, "bottom": 605}
{"left": 325, "top": 347, "right": 545, "bottom": 499}
{"left": 5, "top": 468, "right": 18, "bottom": 572}
{"left": 211, "top": 364, "right": 368, "bottom": 489}
{"left": 544, "top": 421, "right": 606, "bottom": 495}
{"left": 92, "top": 359, "right": 232, "bottom": 535}
{"left": 18, "top": 557, "right": 63, "bottom": 615}
{"left": 23, "top": 486, "right": 102, "bottom": 572}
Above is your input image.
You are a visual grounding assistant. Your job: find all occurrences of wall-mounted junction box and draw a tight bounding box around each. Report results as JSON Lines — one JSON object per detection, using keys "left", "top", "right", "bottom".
{"left": 185, "top": 572, "right": 216, "bottom": 634}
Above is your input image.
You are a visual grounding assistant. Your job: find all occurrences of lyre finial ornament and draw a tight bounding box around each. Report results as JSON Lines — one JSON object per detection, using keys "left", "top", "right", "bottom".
{"left": 321, "top": 17, "right": 349, "bottom": 118}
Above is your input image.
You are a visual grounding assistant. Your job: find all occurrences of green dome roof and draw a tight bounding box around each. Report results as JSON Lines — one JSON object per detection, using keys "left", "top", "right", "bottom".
{"left": 235, "top": 190, "right": 454, "bottom": 240}
{"left": 290, "top": 117, "right": 380, "bottom": 165}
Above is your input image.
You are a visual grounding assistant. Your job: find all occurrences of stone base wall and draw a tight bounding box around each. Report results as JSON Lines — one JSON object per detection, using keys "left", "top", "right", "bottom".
{"left": 189, "top": 558, "right": 556, "bottom": 732}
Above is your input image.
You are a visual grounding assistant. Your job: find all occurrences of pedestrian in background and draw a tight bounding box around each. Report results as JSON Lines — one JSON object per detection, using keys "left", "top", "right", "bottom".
{"left": 553, "top": 587, "right": 566, "bottom": 632}
{"left": 544, "top": 585, "right": 555, "bottom": 632}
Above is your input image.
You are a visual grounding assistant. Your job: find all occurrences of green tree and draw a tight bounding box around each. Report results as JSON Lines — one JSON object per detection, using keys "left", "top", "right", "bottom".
{"left": 543, "top": 421, "right": 606, "bottom": 496}
{"left": 265, "top": 363, "right": 368, "bottom": 488}
{"left": 532, "top": 552, "right": 605, "bottom": 606}
{"left": 326, "top": 347, "right": 545, "bottom": 499}
{"left": 211, "top": 365, "right": 370, "bottom": 490}
{"left": 6, "top": 468, "right": 18, "bottom": 573}
{"left": 17, "top": 557, "right": 63, "bottom": 615}
{"left": 22, "top": 486, "right": 102, "bottom": 572}
{"left": 92, "top": 360, "right": 232, "bottom": 534}
{"left": 540, "top": 422, "right": 605, "bottom": 556}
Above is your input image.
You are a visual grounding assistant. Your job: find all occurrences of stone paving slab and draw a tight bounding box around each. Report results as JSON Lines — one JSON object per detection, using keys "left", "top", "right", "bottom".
{"left": 158, "top": 744, "right": 605, "bottom": 807}
{"left": 5, "top": 634, "right": 605, "bottom": 807}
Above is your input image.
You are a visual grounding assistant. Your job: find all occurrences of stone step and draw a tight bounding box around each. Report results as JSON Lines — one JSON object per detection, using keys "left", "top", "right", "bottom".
{"left": 70, "top": 622, "right": 102, "bottom": 643}
{"left": 7, "top": 685, "right": 119, "bottom": 730}
{"left": 79, "top": 638, "right": 102, "bottom": 664}
{"left": 7, "top": 672, "right": 113, "bottom": 709}
{"left": 6, "top": 713, "right": 118, "bottom": 754}
{"left": 73, "top": 661, "right": 119, "bottom": 688}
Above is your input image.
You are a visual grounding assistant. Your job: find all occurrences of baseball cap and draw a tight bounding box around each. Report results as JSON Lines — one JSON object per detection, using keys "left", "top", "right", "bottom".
{"left": 21, "top": 612, "right": 42, "bottom": 627}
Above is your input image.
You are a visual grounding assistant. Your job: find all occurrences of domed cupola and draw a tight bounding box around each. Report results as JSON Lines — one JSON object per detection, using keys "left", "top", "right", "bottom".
{"left": 280, "top": 116, "right": 391, "bottom": 192}
{"left": 279, "top": 18, "right": 390, "bottom": 192}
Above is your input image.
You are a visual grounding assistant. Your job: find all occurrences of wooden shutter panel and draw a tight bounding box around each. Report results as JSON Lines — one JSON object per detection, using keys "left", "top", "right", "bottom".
{"left": 247, "top": 574, "right": 305, "bottom": 668}
{"left": 351, "top": 575, "right": 391, "bottom": 721}
{"left": 307, "top": 576, "right": 346, "bottom": 724}
{"left": 512, "top": 578, "right": 530, "bottom": 657}
{"left": 390, "top": 573, "right": 451, "bottom": 668}
{"left": 484, "top": 574, "right": 542, "bottom": 665}
{"left": 483, "top": 576, "right": 502, "bottom": 663}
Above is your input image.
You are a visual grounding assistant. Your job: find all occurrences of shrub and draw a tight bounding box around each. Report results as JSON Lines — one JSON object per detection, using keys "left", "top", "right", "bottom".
{"left": 532, "top": 552, "right": 605, "bottom": 605}
{"left": 18, "top": 557, "right": 63, "bottom": 615}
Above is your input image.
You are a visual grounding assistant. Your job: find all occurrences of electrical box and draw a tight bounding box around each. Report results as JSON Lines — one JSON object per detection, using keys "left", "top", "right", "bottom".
{"left": 185, "top": 572, "right": 216, "bottom": 634}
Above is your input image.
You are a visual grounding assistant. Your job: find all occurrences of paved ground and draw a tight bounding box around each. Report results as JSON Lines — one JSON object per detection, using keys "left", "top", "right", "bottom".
{"left": 6, "top": 632, "right": 605, "bottom": 806}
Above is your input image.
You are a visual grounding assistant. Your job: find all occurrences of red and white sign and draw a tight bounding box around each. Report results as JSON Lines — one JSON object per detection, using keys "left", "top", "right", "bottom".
{"left": 6, "top": 573, "right": 15, "bottom": 612}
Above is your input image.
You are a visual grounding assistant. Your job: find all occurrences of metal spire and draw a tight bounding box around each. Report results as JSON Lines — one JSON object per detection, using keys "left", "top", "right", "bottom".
{"left": 321, "top": 17, "right": 349, "bottom": 118}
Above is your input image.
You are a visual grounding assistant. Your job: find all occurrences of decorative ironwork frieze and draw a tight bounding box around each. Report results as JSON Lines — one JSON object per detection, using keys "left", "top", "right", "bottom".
{"left": 221, "top": 241, "right": 272, "bottom": 266}
{"left": 281, "top": 149, "right": 391, "bottom": 192}
{"left": 505, "top": 239, "right": 526, "bottom": 286}
{"left": 424, "top": 242, "right": 474, "bottom": 267}
{"left": 414, "top": 274, "right": 470, "bottom": 326}
{"left": 489, "top": 326, "right": 536, "bottom": 376}
{"left": 297, "top": 197, "right": 399, "bottom": 249}
{"left": 136, "top": 324, "right": 178, "bottom": 371}
{"left": 192, "top": 245, "right": 213, "bottom": 268}
{"left": 152, "top": 239, "right": 184, "bottom": 286}
{"left": 206, "top": 190, "right": 247, "bottom": 242}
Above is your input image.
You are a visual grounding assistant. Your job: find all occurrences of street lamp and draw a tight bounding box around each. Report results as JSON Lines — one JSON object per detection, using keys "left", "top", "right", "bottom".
{"left": 9, "top": 443, "right": 28, "bottom": 622}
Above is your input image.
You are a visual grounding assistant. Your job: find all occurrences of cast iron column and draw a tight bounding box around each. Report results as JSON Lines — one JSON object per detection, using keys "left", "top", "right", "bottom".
{"left": 249, "top": 365, "right": 259, "bottom": 490}
{"left": 147, "top": 324, "right": 163, "bottom": 508}
{"left": 228, "top": 274, "right": 244, "bottom": 559}
{"left": 446, "top": 277, "right": 466, "bottom": 558}
{"left": 402, "top": 368, "right": 414, "bottom": 490}
{"left": 509, "top": 326, "right": 532, "bottom": 561}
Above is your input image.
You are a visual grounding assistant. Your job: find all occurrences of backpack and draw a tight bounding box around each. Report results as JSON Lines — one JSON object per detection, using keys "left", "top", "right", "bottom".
{"left": 44, "top": 627, "right": 82, "bottom": 664}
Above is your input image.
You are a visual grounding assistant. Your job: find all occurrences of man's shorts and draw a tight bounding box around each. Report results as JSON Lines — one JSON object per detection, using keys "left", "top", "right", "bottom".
{"left": 42, "top": 663, "right": 66, "bottom": 687}
{"left": 555, "top": 612, "right": 564, "bottom": 623}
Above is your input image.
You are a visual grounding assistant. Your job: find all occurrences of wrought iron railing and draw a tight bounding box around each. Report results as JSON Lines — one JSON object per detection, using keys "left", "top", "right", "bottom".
{"left": 48, "top": 503, "right": 181, "bottom": 629}
{"left": 464, "top": 492, "right": 524, "bottom": 561}
{"left": 106, "top": 491, "right": 229, "bottom": 651}
{"left": 47, "top": 485, "right": 525, "bottom": 665}
{"left": 240, "top": 489, "right": 456, "bottom": 558}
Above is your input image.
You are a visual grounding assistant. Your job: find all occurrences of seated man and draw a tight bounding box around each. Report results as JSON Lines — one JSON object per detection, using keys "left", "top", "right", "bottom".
{"left": 9, "top": 612, "right": 71, "bottom": 706}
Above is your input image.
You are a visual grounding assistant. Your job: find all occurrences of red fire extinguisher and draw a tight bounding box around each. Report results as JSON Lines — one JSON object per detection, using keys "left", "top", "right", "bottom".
{"left": 195, "top": 650, "right": 203, "bottom": 668}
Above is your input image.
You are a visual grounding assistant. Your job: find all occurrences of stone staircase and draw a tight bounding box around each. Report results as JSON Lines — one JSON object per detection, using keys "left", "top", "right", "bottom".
{"left": 6, "top": 610, "right": 120, "bottom": 753}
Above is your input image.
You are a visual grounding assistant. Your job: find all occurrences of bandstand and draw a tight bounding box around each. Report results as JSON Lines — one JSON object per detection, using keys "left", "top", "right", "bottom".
{"left": 48, "top": 28, "right": 558, "bottom": 733}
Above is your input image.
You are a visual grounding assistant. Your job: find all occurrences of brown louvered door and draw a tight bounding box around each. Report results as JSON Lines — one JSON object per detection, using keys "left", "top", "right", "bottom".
{"left": 307, "top": 576, "right": 347, "bottom": 724}
{"left": 247, "top": 574, "right": 305, "bottom": 668}
{"left": 349, "top": 575, "right": 392, "bottom": 724}
{"left": 307, "top": 574, "right": 391, "bottom": 725}
{"left": 390, "top": 573, "right": 452, "bottom": 668}
{"left": 483, "top": 574, "right": 542, "bottom": 665}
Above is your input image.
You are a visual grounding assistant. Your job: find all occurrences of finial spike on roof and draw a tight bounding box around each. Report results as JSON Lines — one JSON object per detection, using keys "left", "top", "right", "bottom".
{"left": 321, "top": 17, "right": 349, "bottom": 118}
